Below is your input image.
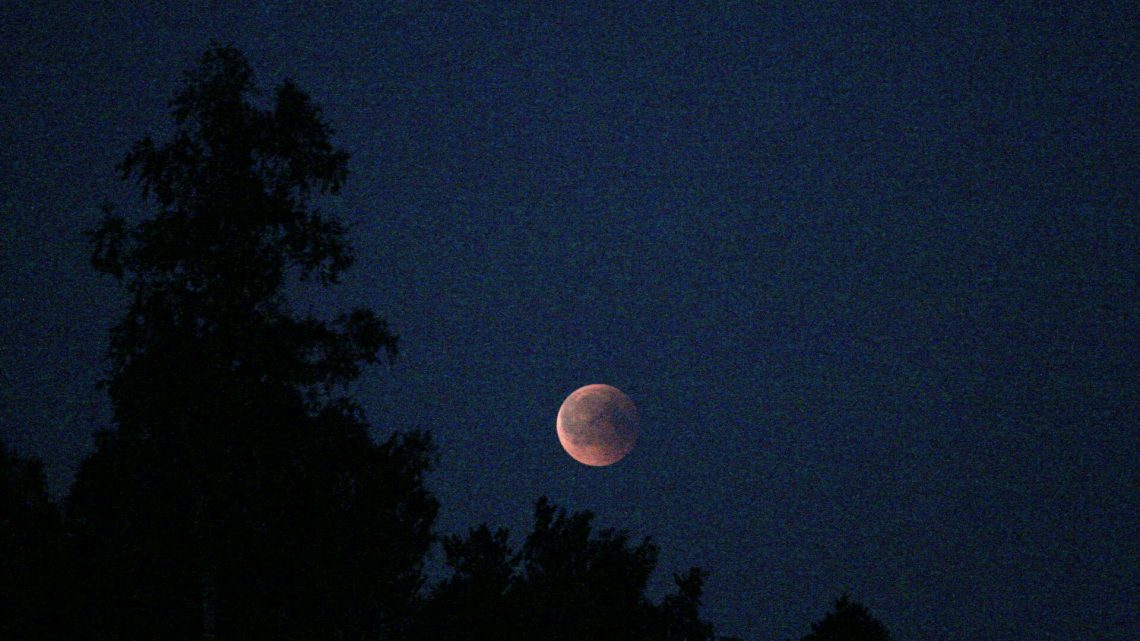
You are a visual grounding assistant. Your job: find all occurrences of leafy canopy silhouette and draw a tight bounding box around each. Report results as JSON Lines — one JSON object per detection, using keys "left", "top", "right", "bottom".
{"left": 798, "top": 595, "right": 893, "bottom": 641}
{"left": 70, "top": 43, "right": 436, "bottom": 641}
{"left": 413, "top": 496, "right": 724, "bottom": 641}
{"left": 0, "top": 442, "right": 65, "bottom": 641}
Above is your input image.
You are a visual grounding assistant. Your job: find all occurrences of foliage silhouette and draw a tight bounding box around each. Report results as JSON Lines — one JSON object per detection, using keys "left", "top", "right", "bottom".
{"left": 68, "top": 43, "right": 437, "bottom": 641}
{"left": 0, "top": 441, "right": 67, "bottom": 641}
{"left": 798, "top": 595, "right": 893, "bottom": 641}
{"left": 416, "top": 523, "right": 517, "bottom": 641}
{"left": 412, "top": 497, "right": 725, "bottom": 641}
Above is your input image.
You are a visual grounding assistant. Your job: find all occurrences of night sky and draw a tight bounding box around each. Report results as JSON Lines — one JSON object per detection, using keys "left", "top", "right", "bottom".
{"left": 2, "top": 3, "right": 1137, "bottom": 640}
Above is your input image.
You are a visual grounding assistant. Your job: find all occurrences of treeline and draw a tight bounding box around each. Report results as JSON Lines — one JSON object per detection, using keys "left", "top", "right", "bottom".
{"left": 1, "top": 440, "right": 890, "bottom": 641}
{"left": 1, "top": 44, "right": 892, "bottom": 641}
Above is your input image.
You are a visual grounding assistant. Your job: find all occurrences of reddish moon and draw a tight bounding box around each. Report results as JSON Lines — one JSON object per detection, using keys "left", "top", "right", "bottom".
{"left": 556, "top": 384, "right": 639, "bottom": 466}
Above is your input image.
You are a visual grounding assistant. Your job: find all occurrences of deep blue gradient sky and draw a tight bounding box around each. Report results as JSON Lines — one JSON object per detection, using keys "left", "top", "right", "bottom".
{"left": 2, "top": 4, "right": 1137, "bottom": 640}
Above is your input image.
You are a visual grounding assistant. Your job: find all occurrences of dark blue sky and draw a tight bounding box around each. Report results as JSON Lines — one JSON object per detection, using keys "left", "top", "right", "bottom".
{"left": 2, "top": 3, "right": 1137, "bottom": 640}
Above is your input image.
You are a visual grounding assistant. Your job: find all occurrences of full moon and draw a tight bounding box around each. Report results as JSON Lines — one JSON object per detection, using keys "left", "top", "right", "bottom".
{"left": 556, "top": 384, "right": 639, "bottom": 466}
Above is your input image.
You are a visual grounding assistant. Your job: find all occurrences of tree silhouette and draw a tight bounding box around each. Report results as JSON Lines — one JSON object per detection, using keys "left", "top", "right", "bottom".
{"left": 513, "top": 496, "right": 660, "bottom": 641}
{"left": 0, "top": 441, "right": 66, "bottom": 641}
{"left": 657, "top": 567, "right": 716, "bottom": 641}
{"left": 412, "top": 497, "right": 724, "bottom": 641}
{"left": 415, "top": 523, "right": 517, "bottom": 641}
{"left": 68, "top": 43, "right": 437, "bottom": 641}
{"left": 798, "top": 595, "right": 893, "bottom": 641}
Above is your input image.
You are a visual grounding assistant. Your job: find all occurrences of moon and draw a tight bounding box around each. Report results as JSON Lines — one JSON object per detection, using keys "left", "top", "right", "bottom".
{"left": 556, "top": 384, "right": 639, "bottom": 466}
